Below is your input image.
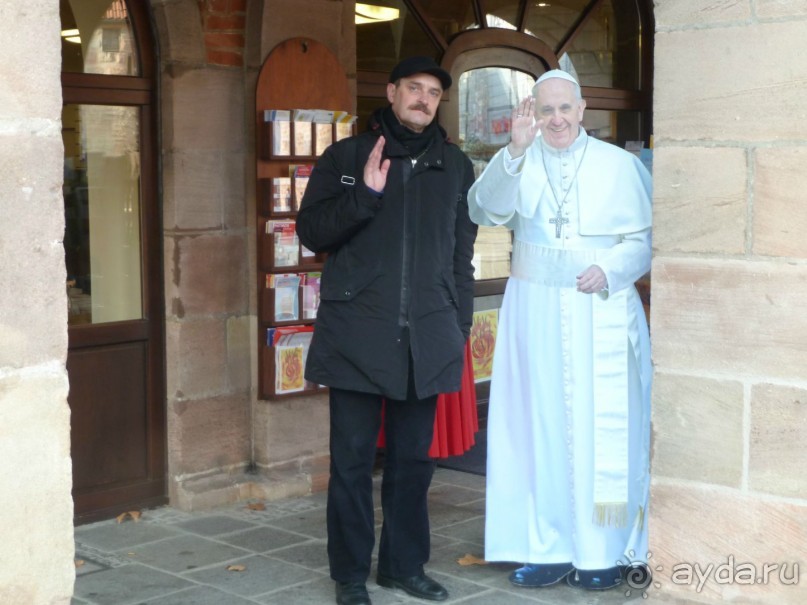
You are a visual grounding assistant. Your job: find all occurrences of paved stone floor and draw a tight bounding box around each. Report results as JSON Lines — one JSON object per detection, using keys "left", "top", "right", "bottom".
{"left": 73, "top": 468, "right": 672, "bottom": 604}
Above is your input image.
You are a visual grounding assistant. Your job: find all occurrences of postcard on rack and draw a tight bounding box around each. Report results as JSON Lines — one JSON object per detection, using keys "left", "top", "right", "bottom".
{"left": 275, "top": 344, "right": 305, "bottom": 393}
{"left": 264, "top": 109, "right": 291, "bottom": 156}
{"left": 292, "top": 109, "right": 316, "bottom": 156}
{"left": 270, "top": 324, "right": 314, "bottom": 346}
{"left": 290, "top": 164, "right": 314, "bottom": 210}
{"left": 275, "top": 327, "right": 315, "bottom": 389}
{"left": 335, "top": 114, "right": 357, "bottom": 142}
{"left": 272, "top": 177, "right": 292, "bottom": 213}
{"left": 292, "top": 109, "right": 317, "bottom": 122}
{"left": 315, "top": 123, "right": 333, "bottom": 156}
{"left": 272, "top": 273, "right": 301, "bottom": 322}
{"left": 301, "top": 272, "right": 321, "bottom": 319}
{"left": 313, "top": 109, "right": 335, "bottom": 155}
{"left": 268, "top": 220, "right": 299, "bottom": 267}
{"left": 264, "top": 109, "right": 291, "bottom": 122}
{"left": 293, "top": 123, "right": 312, "bottom": 156}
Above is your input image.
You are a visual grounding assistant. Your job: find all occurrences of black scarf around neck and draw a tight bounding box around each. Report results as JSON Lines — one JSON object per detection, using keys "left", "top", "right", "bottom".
{"left": 381, "top": 106, "right": 438, "bottom": 157}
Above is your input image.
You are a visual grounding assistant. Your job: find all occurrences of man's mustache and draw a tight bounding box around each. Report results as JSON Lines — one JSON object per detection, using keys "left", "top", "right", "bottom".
{"left": 408, "top": 103, "right": 431, "bottom": 115}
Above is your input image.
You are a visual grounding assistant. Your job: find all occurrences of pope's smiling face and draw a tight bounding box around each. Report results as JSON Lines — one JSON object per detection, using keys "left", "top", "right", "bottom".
{"left": 535, "top": 77, "right": 586, "bottom": 150}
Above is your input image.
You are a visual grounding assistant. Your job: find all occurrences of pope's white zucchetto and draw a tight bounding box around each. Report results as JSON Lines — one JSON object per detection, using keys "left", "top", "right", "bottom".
{"left": 535, "top": 69, "right": 579, "bottom": 87}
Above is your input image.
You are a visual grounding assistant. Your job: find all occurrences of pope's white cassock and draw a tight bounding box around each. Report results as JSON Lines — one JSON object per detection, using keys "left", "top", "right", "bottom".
{"left": 468, "top": 128, "right": 652, "bottom": 570}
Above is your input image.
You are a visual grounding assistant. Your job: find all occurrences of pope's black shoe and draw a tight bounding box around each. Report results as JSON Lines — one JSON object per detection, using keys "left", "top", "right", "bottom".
{"left": 566, "top": 566, "right": 624, "bottom": 590}
{"left": 376, "top": 572, "right": 449, "bottom": 601}
{"left": 335, "top": 581, "right": 371, "bottom": 605}
{"left": 508, "top": 563, "right": 575, "bottom": 587}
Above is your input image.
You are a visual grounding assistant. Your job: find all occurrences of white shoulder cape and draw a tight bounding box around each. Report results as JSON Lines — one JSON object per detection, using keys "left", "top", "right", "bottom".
{"left": 469, "top": 134, "right": 652, "bottom": 235}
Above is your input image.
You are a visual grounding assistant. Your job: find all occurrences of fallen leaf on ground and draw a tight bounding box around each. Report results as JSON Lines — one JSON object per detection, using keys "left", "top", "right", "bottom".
{"left": 75, "top": 559, "right": 85, "bottom": 568}
{"left": 227, "top": 564, "right": 247, "bottom": 572}
{"left": 457, "top": 553, "right": 488, "bottom": 566}
{"left": 115, "top": 510, "right": 142, "bottom": 524}
{"left": 246, "top": 502, "right": 266, "bottom": 511}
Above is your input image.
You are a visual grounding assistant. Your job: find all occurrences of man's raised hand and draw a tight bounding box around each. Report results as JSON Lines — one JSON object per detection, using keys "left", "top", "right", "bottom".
{"left": 364, "top": 136, "right": 390, "bottom": 194}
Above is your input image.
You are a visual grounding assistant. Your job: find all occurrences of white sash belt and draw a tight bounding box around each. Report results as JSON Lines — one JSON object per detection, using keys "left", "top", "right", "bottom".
{"left": 511, "top": 239, "right": 599, "bottom": 287}
{"left": 511, "top": 239, "right": 629, "bottom": 527}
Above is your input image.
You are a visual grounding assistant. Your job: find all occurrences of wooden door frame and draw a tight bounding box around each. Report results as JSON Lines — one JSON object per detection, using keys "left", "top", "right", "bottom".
{"left": 62, "top": 0, "right": 166, "bottom": 523}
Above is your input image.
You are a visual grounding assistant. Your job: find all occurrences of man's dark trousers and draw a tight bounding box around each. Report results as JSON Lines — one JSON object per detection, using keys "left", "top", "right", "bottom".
{"left": 327, "top": 379, "right": 438, "bottom": 583}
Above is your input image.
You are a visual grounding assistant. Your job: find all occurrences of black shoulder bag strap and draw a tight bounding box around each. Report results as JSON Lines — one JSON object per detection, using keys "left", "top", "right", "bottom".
{"left": 339, "top": 137, "right": 358, "bottom": 187}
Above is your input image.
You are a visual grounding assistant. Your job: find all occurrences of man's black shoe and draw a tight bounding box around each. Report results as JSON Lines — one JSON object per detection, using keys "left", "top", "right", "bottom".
{"left": 376, "top": 573, "right": 448, "bottom": 601}
{"left": 335, "top": 581, "right": 371, "bottom": 605}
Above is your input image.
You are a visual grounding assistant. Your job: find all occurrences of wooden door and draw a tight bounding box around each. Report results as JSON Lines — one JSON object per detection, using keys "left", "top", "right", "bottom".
{"left": 61, "top": 0, "right": 165, "bottom": 523}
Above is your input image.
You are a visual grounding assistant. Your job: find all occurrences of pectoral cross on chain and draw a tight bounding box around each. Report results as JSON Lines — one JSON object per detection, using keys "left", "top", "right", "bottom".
{"left": 549, "top": 207, "right": 569, "bottom": 238}
{"left": 541, "top": 135, "right": 589, "bottom": 240}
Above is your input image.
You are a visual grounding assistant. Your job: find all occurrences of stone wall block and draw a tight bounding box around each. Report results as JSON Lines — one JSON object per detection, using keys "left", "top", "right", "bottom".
{"left": 176, "top": 233, "right": 248, "bottom": 316}
{"left": 163, "top": 150, "right": 225, "bottom": 231}
{"left": 756, "top": 0, "right": 807, "bottom": 19}
{"left": 653, "top": 147, "right": 747, "bottom": 254}
{"left": 253, "top": 395, "right": 329, "bottom": 466}
{"left": 654, "top": 0, "right": 751, "bottom": 29}
{"left": 655, "top": 22, "right": 807, "bottom": 142}
{"left": 226, "top": 315, "right": 251, "bottom": 391}
{"left": 650, "top": 483, "right": 807, "bottom": 603}
{"left": 168, "top": 393, "right": 251, "bottom": 476}
{"left": 652, "top": 373, "right": 744, "bottom": 486}
{"left": 0, "top": 8, "right": 61, "bottom": 119}
{"left": 0, "top": 369, "right": 74, "bottom": 603}
{"left": 0, "top": 133, "right": 66, "bottom": 369}
{"left": 309, "top": 453, "right": 331, "bottom": 493}
{"left": 161, "top": 155, "right": 178, "bottom": 233}
{"left": 651, "top": 258, "right": 807, "bottom": 379}
{"left": 749, "top": 384, "right": 807, "bottom": 498}
{"left": 169, "top": 318, "right": 228, "bottom": 399}
{"left": 164, "top": 237, "right": 180, "bottom": 316}
{"left": 753, "top": 147, "right": 807, "bottom": 258}
{"left": 152, "top": 0, "right": 205, "bottom": 65}
{"left": 166, "top": 68, "right": 245, "bottom": 152}
{"left": 223, "top": 150, "right": 248, "bottom": 230}
{"left": 165, "top": 318, "right": 181, "bottom": 397}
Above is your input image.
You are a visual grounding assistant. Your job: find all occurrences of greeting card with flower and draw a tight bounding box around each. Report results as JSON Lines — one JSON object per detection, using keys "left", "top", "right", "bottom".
{"left": 276, "top": 344, "right": 305, "bottom": 394}
{"left": 470, "top": 308, "right": 498, "bottom": 383}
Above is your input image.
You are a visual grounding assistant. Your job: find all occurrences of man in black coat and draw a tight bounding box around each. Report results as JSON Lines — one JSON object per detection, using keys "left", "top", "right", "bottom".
{"left": 296, "top": 56, "right": 477, "bottom": 605}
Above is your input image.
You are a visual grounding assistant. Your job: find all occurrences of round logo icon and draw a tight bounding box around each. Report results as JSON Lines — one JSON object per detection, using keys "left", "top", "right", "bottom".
{"left": 625, "top": 560, "right": 653, "bottom": 591}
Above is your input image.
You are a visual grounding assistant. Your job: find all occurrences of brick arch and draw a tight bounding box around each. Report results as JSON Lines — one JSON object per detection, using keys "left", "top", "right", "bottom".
{"left": 197, "top": 0, "right": 247, "bottom": 66}
{"left": 153, "top": 0, "right": 247, "bottom": 68}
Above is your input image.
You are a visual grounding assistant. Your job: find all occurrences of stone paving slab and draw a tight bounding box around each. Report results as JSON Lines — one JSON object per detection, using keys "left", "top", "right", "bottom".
{"left": 73, "top": 469, "right": 662, "bottom": 604}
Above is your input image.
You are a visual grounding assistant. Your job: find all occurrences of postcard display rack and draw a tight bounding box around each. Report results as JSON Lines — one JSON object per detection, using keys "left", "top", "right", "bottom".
{"left": 256, "top": 37, "right": 353, "bottom": 399}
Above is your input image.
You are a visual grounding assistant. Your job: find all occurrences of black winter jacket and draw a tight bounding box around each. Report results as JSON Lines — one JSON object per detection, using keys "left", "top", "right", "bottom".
{"left": 296, "top": 108, "right": 478, "bottom": 400}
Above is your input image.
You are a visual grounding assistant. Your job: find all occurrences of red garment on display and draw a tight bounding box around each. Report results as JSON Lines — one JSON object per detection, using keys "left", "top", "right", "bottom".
{"left": 377, "top": 342, "right": 479, "bottom": 458}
